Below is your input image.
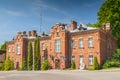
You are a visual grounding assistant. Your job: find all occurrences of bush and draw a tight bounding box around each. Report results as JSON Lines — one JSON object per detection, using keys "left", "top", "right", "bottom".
{"left": 41, "top": 59, "right": 50, "bottom": 70}
{"left": 103, "top": 60, "right": 120, "bottom": 69}
{"left": 93, "top": 57, "right": 99, "bottom": 70}
{"left": 71, "top": 61, "right": 76, "bottom": 70}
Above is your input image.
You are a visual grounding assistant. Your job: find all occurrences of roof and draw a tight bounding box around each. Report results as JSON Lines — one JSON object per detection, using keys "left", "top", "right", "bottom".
{"left": 69, "top": 24, "right": 98, "bottom": 33}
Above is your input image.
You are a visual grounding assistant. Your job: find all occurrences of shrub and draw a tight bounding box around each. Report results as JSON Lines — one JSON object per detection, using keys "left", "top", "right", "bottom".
{"left": 103, "top": 60, "right": 120, "bottom": 69}
{"left": 71, "top": 61, "right": 76, "bottom": 70}
{"left": 93, "top": 57, "right": 99, "bottom": 70}
{"left": 41, "top": 59, "right": 50, "bottom": 70}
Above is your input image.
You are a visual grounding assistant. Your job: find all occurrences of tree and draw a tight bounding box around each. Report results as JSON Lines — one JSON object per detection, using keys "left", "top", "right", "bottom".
{"left": 112, "top": 49, "right": 120, "bottom": 62}
{"left": 95, "top": 0, "right": 120, "bottom": 47}
{"left": 27, "top": 42, "right": 33, "bottom": 70}
{"left": 93, "top": 57, "right": 99, "bottom": 70}
{"left": 71, "top": 61, "right": 76, "bottom": 70}
{"left": 21, "top": 57, "right": 27, "bottom": 70}
{"left": 0, "top": 42, "right": 6, "bottom": 50}
{"left": 34, "top": 38, "right": 40, "bottom": 70}
{"left": 41, "top": 59, "right": 50, "bottom": 70}
{"left": 4, "top": 56, "right": 14, "bottom": 71}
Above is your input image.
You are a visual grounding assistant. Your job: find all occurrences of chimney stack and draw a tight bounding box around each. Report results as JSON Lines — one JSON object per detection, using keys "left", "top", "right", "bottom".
{"left": 31, "top": 30, "right": 37, "bottom": 37}
{"left": 70, "top": 20, "right": 77, "bottom": 30}
{"left": 28, "top": 31, "right": 31, "bottom": 37}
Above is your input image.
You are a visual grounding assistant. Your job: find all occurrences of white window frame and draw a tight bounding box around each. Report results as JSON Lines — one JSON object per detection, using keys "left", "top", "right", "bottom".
{"left": 88, "top": 55, "right": 93, "bottom": 65}
{"left": 88, "top": 38, "right": 93, "bottom": 48}
{"left": 17, "top": 44, "right": 20, "bottom": 54}
{"left": 71, "top": 40, "right": 75, "bottom": 48}
{"left": 42, "top": 43, "right": 45, "bottom": 50}
{"left": 79, "top": 39, "right": 84, "bottom": 48}
{"left": 55, "top": 39, "right": 61, "bottom": 52}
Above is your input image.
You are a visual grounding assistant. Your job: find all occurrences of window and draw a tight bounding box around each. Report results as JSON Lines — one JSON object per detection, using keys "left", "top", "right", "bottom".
{"left": 79, "top": 39, "right": 84, "bottom": 48}
{"left": 80, "top": 55, "right": 84, "bottom": 64}
{"left": 17, "top": 44, "right": 20, "bottom": 54}
{"left": 42, "top": 43, "right": 45, "bottom": 50}
{"left": 71, "top": 55, "right": 75, "bottom": 62}
{"left": 12, "top": 46, "right": 14, "bottom": 53}
{"left": 55, "top": 40, "right": 61, "bottom": 52}
{"left": 88, "top": 55, "right": 93, "bottom": 65}
{"left": 88, "top": 38, "right": 93, "bottom": 48}
{"left": 71, "top": 40, "right": 75, "bottom": 48}
{"left": 8, "top": 47, "right": 11, "bottom": 52}
{"left": 42, "top": 56, "right": 45, "bottom": 63}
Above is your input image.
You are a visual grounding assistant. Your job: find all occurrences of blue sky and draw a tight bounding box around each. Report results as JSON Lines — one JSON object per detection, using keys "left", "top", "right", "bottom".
{"left": 0, "top": 0, "right": 105, "bottom": 44}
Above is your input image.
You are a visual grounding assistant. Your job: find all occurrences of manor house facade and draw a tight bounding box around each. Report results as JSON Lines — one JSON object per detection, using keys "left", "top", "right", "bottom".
{"left": 6, "top": 20, "right": 117, "bottom": 69}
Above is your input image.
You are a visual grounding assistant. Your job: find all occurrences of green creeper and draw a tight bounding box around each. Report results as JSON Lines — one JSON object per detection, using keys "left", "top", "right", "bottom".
{"left": 27, "top": 42, "right": 33, "bottom": 70}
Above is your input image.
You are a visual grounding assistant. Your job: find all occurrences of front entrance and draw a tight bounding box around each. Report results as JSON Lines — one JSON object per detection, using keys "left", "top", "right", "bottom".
{"left": 79, "top": 55, "right": 85, "bottom": 69}
{"left": 16, "top": 62, "right": 19, "bottom": 70}
{"left": 55, "top": 59, "right": 60, "bottom": 69}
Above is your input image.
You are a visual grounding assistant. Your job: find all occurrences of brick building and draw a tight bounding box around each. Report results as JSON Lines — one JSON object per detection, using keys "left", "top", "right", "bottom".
{"left": 6, "top": 20, "right": 117, "bottom": 69}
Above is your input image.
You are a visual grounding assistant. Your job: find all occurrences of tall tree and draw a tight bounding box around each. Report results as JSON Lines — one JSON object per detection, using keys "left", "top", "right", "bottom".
{"left": 27, "top": 42, "right": 33, "bottom": 70}
{"left": 0, "top": 42, "right": 6, "bottom": 50}
{"left": 21, "top": 57, "right": 27, "bottom": 70}
{"left": 34, "top": 38, "right": 40, "bottom": 70}
{"left": 95, "top": 0, "right": 120, "bottom": 47}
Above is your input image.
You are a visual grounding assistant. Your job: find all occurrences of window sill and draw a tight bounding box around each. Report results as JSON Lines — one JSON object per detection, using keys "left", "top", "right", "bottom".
{"left": 79, "top": 47, "right": 84, "bottom": 49}
{"left": 88, "top": 47, "right": 94, "bottom": 48}
{"left": 55, "top": 52, "right": 61, "bottom": 54}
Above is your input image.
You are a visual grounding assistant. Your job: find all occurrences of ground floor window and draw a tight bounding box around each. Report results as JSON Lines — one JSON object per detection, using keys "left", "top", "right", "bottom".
{"left": 88, "top": 55, "right": 93, "bottom": 65}
{"left": 71, "top": 55, "right": 75, "bottom": 62}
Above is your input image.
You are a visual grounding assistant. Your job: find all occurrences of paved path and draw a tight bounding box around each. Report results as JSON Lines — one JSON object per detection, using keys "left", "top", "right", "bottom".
{"left": 0, "top": 70, "right": 120, "bottom": 80}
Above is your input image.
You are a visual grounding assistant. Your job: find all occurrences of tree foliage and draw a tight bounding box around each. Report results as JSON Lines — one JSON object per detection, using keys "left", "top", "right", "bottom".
{"left": 21, "top": 57, "right": 27, "bottom": 70}
{"left": 27, "top": 42, "right": 33, "bottom": 70}
{"left": 93, "top": 57, "right": 99, "bottom": 70}
{"left": 34, "top": 38, "right": 40, "bottom": 70}
{"left": 102, "top": 48, "right": 120, "bottom": 69}
{"left": 41, "top": 59, "right": 50, "bottom": 70}
{"left": 95, "top": 0, "right": 120, "bottom": 47}
{"left": 0, "top": 42, "right": 6, "bottom": 50}
{"left": 112, "top": 49, "right": 120, "bottom": 62}
{"left": 4, "top": 56, "right": 14, "bottom": 71}
{"left": 71, "top": 61, "right": 76, "bottom": 70}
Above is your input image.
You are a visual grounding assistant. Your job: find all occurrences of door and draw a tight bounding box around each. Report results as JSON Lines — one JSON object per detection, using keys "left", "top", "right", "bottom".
{"left": 55, "top": 59, "right": 60, "bottom": 69}
{"left": 16, "top": 62, "right": 19, "bottom": 70}
{"left": 79, "top": 55, "right": 85, "bottom": 69}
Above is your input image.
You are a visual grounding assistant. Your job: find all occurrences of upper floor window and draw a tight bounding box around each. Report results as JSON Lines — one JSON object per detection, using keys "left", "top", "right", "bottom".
{"left": 42, "top": 43, "right": 45, "bottom": 50}
{"left": 8, "top": 47, "right": 11, "bottom": 53}
{"left": 79, "top": 39, "right": 84, "bottom": 48}
{"left": 55, "top": 39, "right": 61, "bottom": 52}
{"left": 88, "top": 55, "right": 93, "bottom": 65}
{"left": 71, "top": 40, "right": 75, "bottom": 48}
{"left": 12, "top": 46, "right": 14, "bottom": 53}
{"left": 17, "top": 44, "right": 20, "bottom": 54}
{"left": 88, "top": 38, "right": 93, "bottom": 48}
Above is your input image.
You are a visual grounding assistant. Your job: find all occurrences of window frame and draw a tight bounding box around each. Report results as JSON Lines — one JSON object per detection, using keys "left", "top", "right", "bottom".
{"left": 55, "top": 39, "right": 61, "bottom": 53}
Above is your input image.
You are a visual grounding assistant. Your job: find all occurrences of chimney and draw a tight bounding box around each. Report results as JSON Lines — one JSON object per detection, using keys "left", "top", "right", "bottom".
{"left": 17, "top": 32, "right": 21, "bottom": 35}
{"left": 31, "top": 30, "right": 37, "bottom": 37}
{"left": 23, "top": 31, "right": 26, "bottom": 35}
{"left": 28, "top": 31, "right": 31, "bottom": 37}
{"left": 70, "top": 20, "right": 77, "bottom": 30}
{"left": 102, "top": 23, "right": 111, "bottom": 31}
